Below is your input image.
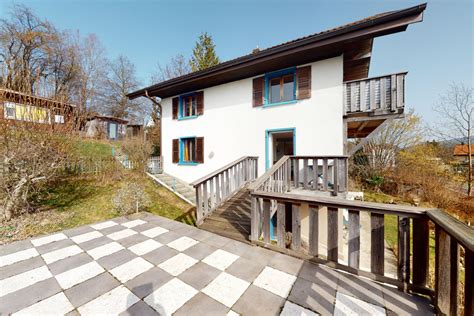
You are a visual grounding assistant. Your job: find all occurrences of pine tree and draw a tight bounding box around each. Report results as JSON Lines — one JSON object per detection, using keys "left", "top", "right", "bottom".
{"left": 189, "top": 32, "right": 220, "bottom": 72}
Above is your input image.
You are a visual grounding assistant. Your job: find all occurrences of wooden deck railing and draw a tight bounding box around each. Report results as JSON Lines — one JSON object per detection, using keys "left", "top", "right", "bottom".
{"left": 248, "top": 155, "right": 348, "bottom": 196}
{"left": 147, "top": 156, "right": 163, "bottom": 174}
{"left": 248, "top": 190, "right": 473, "bottom": 315}
{"left": 344, "top": 72, "right": 407, "bottom": 115}
{"left": 191, "top": 156, "right": 258, "bottom": 225}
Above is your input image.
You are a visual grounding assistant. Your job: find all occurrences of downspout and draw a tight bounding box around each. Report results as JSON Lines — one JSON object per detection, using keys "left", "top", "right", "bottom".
{"left": 144, "top": 90, "right": 162, "bottom": 158}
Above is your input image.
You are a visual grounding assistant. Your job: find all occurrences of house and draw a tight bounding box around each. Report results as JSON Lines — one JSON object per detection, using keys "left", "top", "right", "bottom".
{"left": 129, "top": 4, "right": 425, "bottom": 186}
{"left": 84, "top": 115, "right": 128, "bottom": 140}
{"left": 126, "top": 123, "right": 144, "bottom": 138}
{"left": 0, "top": 88, "right": 75, "bottom": 126}
{"left": 453, "top": 144, "right": 473, "bottom": 163}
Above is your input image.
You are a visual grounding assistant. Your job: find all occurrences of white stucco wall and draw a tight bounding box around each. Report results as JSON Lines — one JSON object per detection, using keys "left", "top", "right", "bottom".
{"left": 161, "top": 56, "right": 344, "bottom": 184}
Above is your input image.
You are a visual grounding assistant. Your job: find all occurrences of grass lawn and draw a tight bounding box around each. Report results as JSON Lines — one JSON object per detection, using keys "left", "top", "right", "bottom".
{"left": 0, "top": 170, "right": 195, "bottom": 244}
{"left": 71, "top": 139, "right": 115, "bottom": 158}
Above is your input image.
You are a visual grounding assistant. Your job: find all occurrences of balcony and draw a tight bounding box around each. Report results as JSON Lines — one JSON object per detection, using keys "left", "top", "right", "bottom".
{"left": 344, "top": 72, "right": 407, "bottom": 138}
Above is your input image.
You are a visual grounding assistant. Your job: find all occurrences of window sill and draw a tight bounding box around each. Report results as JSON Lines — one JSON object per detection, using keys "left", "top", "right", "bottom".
{"left": 263, "top": 100, "right": 297, "bottom": 108}
{"left": 178, "top": 115, "right": 198, "bottom": 121}
{"left": 178, "top": 162, "right": 199, "bottom": 166}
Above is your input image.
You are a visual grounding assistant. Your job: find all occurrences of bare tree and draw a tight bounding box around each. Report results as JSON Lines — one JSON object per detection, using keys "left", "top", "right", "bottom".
{"left": 432, "top": 83, "right": 473, "bottom": 196}
{"left": 150, "top": 54, "right": 190, "bottom": 84}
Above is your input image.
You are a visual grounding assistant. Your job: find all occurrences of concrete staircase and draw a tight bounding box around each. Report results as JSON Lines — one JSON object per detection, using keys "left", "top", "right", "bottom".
{"left": 147, "top": 173, "right": 196, "bottom": 206}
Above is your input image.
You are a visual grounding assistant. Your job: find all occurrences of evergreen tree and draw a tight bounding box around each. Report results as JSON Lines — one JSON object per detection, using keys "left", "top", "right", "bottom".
{"left": 189, "top": 32, "right": 220, "bottom": 71}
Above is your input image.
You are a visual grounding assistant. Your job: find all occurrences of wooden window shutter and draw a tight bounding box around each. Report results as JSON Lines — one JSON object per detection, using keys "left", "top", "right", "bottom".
{"left": 172, "top": 97, "right": 179, "bottom": 119}
{"left": 172, "top": 139, "right": 179, "bottom": 163}
{"left": 296, "top": 66, "right": 311, "bottom": 100}
{"left": 252, "top": 76, "right": 264, "bottom": 107}
{"left": 196, "top": 91, "right": 204, "bottom": 115}
{"left": 196, "top": 137, "right": 204, "bottom": 163}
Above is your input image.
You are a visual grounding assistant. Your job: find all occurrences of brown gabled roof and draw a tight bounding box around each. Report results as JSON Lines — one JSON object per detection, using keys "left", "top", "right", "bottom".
{"left": 454, "top": 144, "right": 474, "bottom": 156}
{"left": 128, "top": 3, "right": 426, "bottom": 100}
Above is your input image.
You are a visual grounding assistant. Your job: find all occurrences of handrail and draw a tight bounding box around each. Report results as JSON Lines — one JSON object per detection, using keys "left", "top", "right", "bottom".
{"left": 191, "top": 156, "right": 258, "bottom": 187}
{"left": 427, "top": 208, "right": 474, "bottom": 252}
{"left": 248, "top": 155, "right": 290, "bottom": 191}
{"left": 343, "top": 71, "right": 408, "bottom": 84}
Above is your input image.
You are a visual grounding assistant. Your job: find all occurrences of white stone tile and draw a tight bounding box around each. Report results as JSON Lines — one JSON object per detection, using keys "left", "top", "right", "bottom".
{"left": 107, "top": 228, "right": 137, "bottom": 241}
{"left": 0, "top": 266, "right": 52, "bottom": 297}
{"left": 70, "top": 231, "right": 103, "bottom": 244}
{"left": 0, "top": 248, "right": 39, "bottom": 268}
{"left": 334, "top": 292, "right": 385, "bottom": 316}
{"left": 55, "top": 261, "right": 105, "bottom": 289}
{"left": 90, "top": 221, "right": 118, "bottom": 230}
{"left": 110, "top": 257, "right": 154, "bottom": 283}
{"left": 167, "top": 236, "right": 199, "bottom": 251}
{"left": 87, "top": 241, "right": 124, "bottom": 260}
{"left": 144, "top": 278, "right": 198, "bottom": 316}
{"left": 202, "top": 272, "right": 250, "bottom": 308}
{"left": 122, "top": 219, "right": 147, "bottom": 228}
{"left": 31, "top": 233, "right": 67, "bottom": 247}
{"left": 202, "top": 249, "right": 239, "bottom": 271}
{"left": 77, "top": 285, "right": 140, "bottom": 315}
{"left": 12, "top": 292, "right": 74, "bottom": 316}
{"left": 129, "top": 239, "right": 162, "bottom": 256}
{"left": 41, "top": 245, "right": 83, "bottom": 264}
{"left": 253, "top": 266, "right": 296, "bottom": 298}
{"left": 158, "top": 253, "right": 198, "bottom": 276}
{"left": 227, "top": 310, "right": 240, "bottom": 316}
{"left": 141, "top": 226, "right": 169, "bottom": 238}
{"left": 280, "top": 301, "right": 319, "bottom": 316}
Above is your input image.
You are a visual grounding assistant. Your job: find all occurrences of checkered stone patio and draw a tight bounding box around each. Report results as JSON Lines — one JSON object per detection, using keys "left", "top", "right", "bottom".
{"left": 0, "top": 213, "right": 433, "bottom": 315}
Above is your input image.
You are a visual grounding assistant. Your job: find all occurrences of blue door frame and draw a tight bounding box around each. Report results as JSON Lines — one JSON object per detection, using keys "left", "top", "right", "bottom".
{"left": 265, "top": 128, "right": 295, "bottom": 240}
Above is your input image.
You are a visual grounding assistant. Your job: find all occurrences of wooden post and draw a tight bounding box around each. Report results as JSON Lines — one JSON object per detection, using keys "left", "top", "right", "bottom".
{"left": 215, "top": 175, "right": 221, "bottom": 206}
{"left": 312, "top": 159, "right": 318, "bottom": 190}
{"left": 303, "top": 159, "right": 308, "bottom": 189}
{"left": 449, "top": 240, "right": 459, "bottom": 316}
{"left": 195, "top": 184, "right": 202, "bottom": 224}
{"left": 286, "top": 160, "right": 291, "bottom": 191}
{"left": 203, "top": 182, "right": 208, "bottom": 217}
{"left": 332, "top": 159, "right": 338, "bottom": 196}
{"left": 435, "top": 226, "right": 450, "bottom": 315}
{"left": 323, "top": 159, "right": 328, "bottom": 191}
{"left": 309, "top": 206, "right": 318, "bottom": 256}
{"left": 465, "top": 249, "right": 474, "bottom": 316}
{"left": 327, "top": 207, "right": 338, "bottom": 262}
{"left": 250, "top": 197, "right": 259, "bottom": 241}
{"left": 263, "top": 199, "right": 271, "bottom": 245}
{"left": 370, "top": 213, "right": 384, "bottom": 275}
{"left": 412, "top": 217, "right": 429, "bottom": 288}
{"left": 291, "top": 204, "right": 301, "bottom": 251}
{"left": 277, "top": 203, "right": 286, "bottom": 248}
{"left": 294, "top": 159, "right": 299, "bottom": 188}
{"left": 397, "top": 217, "right": 410, "bottom": 292}
{"left": 348, "top": 210, "right": 360, "bottom": 269}
{"left": 209, "top": 177, "right": 215, "bottom": 211}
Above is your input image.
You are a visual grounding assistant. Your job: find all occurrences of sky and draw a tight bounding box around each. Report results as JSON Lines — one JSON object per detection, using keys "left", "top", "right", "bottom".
{"left": 0, "top": 0, "right": 472, "bottom": 125}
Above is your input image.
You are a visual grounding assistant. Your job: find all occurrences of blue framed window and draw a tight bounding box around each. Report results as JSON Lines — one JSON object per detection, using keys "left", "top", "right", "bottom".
{"left": 264, "top": 67, "right": 296, "bottom": 107}
{"left": 179, "top": 93, "right": 198, "bottom": 120}
{"left": 179, "top": 137, "right": 198, "bottom": 165}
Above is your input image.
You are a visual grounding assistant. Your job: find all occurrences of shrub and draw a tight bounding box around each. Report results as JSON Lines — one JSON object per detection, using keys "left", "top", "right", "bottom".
{"left": 112, "top": 182, "right": 150, "bottom": 215}
{"left": 120, "top": 137, "right": 153, "bottom": 171}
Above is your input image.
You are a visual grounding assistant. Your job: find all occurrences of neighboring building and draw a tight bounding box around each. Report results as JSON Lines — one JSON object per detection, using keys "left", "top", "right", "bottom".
{"left": 0, "top": 88, "right": 75, "bottom": 126}
{"left": 126, "top": 124, "right": 144, "bottom": 138}
{"left": 128, "top": 4, "right": 426, "bottom": 184}
{"left": 453, "top": 144, "right": 474, "bottom": 163}
{"left": 84, "top": 115, "right": 128, "bottom": 140}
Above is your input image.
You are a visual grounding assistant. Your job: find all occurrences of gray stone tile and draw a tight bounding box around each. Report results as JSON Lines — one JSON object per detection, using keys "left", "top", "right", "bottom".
{"left": 201, "top": 234, "right": 233, "bottom": 248}
{"left": 239, "top": 245, "right": 276, "bottom": 266}
{"left": 97, "top": 249, "right": 137, "bottom": 270}
{"left": 142, "top": 246, "right": 179, "bottom": 265}
{"left": 130, "top": 222, "right": 156, "bottom": 233}
{"left": 182, "top": 241, "right": 217, "bottom": 260}
{"left": 156, "top": 219, "right": 186, "bottom": 230}
{"left": 125, "top": 267, "right": 173, "bottom": 298}
{"left": 0, "top": 277, "right": 61, "bottom": 314}
{"left": 336, "top": 272, "right": 384, "bottom": 307}
{"left": 62, "top": 225, "right": 95, "bottom": 238}
{"left": 173, "top": 224, "right": 200, "bottom": 236}
{"left": 64, "top": 272, "right": 119, "bottom": 308}
{"left": 35, "top": 238, "right": 75, "bottom": 255}
{"left": 47, "top": 252, "right": 93, "bottom": 275}
{"left": 225, "top": 257, "right": 266, "bottom": 283}
{"left": 117, "top": 233, "right": 149, "bottom": 248}
{"left": 174, "top": 292, "right": 228, "bottom": 316}
{"left": 0, "top": 256, "right": 44, "bottom": 279}
{"left": 154, "top": 231, "right": 181, "bottom": 244}
{"left": 101, "top": 224, "right": 124, "bottom": 235}
{"left": 288, "top": 277, "right": 336, "bottom": 316}
{"left": 178, "top": 262, "right": 221, "bottom": 290}
{"left": 269, "top": 252, "right": 304, "bottom": 276}
{"left": 120, "top": 300, "right": 159, "bottom": 316}
{"left": 233, "top": 284, "right": 286, "bottom": 315}
{"left": 221, "top": 239, "right": 258, "bottom": 257}
{"left": 0, "top": 239, "right": 33, "bottom": 256}
{"left": 79, "top": 236, "right": 113, "bottom": 251}
{"left": 382, "top": 284, "right": 434, "bottom": 315}
{"left": 185, "top": 228, "right": 216, "bottom": 242}
{"left": 297, "top": 261, "right": 339, "bottom": 288}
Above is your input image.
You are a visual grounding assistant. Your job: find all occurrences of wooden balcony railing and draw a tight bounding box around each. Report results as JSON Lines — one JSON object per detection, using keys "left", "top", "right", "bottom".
{"left": 248, "top": 190, "right": 473, "bottom": 315}
{"left": 344, "top": 72, "right": 407, "bottom": 115}
{"left": 191, "top": 156, "right": 258, "bottom": 225}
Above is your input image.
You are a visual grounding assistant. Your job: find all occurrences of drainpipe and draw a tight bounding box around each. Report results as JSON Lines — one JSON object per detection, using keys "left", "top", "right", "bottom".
{"left": 144, "top": 90, "right": 162, "bottom": 159}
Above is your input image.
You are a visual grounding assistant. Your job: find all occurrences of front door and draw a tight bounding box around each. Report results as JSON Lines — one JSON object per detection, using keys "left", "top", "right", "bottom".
{"left": 109, "top": 122, "right": 117, "bottom": 140}
{"left": 266, "top": 129, "right": 295, "bottom": 170}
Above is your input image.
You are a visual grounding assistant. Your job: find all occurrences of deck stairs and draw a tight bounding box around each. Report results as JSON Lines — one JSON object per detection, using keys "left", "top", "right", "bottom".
{"left": 147, "top": 172, "right": 196, "bottom": 206}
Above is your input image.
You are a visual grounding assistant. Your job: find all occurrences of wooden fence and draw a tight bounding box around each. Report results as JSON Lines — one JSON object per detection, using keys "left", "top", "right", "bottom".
{"left": 191, "top": 156, "right": 258, "bottom": 225}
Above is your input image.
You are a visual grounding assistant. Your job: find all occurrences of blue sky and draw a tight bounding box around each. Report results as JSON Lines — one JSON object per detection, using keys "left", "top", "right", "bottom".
{"left": 0, "top": 0, "right": 472, "bottom": 124}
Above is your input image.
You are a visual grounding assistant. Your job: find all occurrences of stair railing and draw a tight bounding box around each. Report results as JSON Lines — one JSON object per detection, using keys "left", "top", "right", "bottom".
{"left": 191, "top": 156, "right": 258, "bottom": 225}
